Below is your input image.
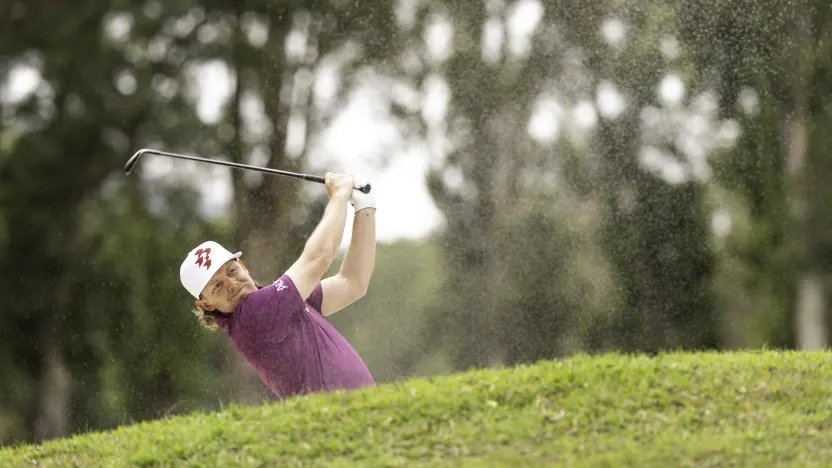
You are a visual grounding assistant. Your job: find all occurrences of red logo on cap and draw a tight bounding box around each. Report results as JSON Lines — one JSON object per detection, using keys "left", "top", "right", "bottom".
{"left": 195, "top": 248, "right": 212, "bottom": 270}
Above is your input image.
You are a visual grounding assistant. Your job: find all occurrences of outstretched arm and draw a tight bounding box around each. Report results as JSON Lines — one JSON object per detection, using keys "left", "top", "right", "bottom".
{"left": 284, "top": 173, "right": 353, "bottom": 300}
{"left": 319, "top": 181, "right": 377, "bottom": 316}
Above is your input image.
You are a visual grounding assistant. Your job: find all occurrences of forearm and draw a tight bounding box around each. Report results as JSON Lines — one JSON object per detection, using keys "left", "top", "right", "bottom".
{"left": 304, "top": 193, "right": 350, "bottom": 260}
{"left": 338, "top": 208, "right": 376, "bottom": 292}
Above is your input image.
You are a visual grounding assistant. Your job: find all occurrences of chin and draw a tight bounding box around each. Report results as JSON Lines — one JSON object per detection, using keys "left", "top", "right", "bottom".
{"left": 241, "top": 283, "right": 256, "bottom": 297}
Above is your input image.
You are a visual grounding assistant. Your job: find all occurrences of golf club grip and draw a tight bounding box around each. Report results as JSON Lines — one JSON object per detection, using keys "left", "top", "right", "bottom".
{"left": 307, "top": 174, "right": 371, "bottom": 194}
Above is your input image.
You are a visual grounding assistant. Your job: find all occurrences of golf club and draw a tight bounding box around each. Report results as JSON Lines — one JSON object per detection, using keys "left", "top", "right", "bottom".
{"left": 124, "top": 148, "right": 371, "bottom": 194}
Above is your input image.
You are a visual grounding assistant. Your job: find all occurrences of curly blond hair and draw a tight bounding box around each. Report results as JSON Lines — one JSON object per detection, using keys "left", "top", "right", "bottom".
{"left": 192, "top": 306, "right": 221, "bottom": 331}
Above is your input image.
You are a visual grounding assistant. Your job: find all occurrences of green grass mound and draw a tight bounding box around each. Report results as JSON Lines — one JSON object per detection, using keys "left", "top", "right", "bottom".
{"left": 2, "top": 350, "right": 831, "bottom": 467}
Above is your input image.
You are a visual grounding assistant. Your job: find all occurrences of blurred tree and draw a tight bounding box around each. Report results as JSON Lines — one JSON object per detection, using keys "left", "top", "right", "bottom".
{"left": 0, "top": 0, "right": 401, "bottom": 445}
{"left": 0, "top": 0, "right": 232, "bottom": 443}
{"left": 68, "top": 184, "right": 232, "bottom": 430}
{"left": 585, "top": 3, "right": 720, "bottom": 352}
{"left": 406, "top": 0, "right": 584, "bottom": 370}
{"left": 404, "top": 0, "right": 721, "bottom": 372}
{"left": 678, "top": 0, "right": 832, "bottom": 348}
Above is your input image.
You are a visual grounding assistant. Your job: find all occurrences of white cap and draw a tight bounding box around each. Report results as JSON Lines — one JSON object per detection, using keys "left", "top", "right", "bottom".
{"left": 180, "top": 241, "right": 242, "bottom": 299}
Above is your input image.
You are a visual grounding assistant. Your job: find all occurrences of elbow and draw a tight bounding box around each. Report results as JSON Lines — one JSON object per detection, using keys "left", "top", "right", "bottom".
{"left": 345, "top": 277, "right": 369, "bottom": 301}
{"left": 355, "top": 283, "right": 369, "bottom": 299}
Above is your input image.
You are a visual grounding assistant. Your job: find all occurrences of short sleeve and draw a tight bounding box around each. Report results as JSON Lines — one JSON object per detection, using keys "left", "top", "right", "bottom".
{"left": 306, "top": 282, "right": 324, "bottom": 314}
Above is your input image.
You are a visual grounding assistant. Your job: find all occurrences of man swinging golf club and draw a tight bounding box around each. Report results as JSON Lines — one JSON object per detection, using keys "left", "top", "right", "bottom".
{"left": 179, "top": 172, "right": 376, "bottom": 400}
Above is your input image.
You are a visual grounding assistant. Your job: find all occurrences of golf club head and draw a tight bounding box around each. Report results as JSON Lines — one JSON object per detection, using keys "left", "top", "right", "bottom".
{"left": 124, "top": 149, "right": 149, "bottom": 175}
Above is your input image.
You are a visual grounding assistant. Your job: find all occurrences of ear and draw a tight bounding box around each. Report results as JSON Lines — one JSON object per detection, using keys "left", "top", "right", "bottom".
{"left": 195, "top": 298, "right": 215, "bottom": 312}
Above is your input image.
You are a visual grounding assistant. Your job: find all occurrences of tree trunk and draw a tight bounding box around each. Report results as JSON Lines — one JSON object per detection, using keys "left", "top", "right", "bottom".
{"left": 796, "top": 272, "right": 827, "bottom": 349}
{"left": 788, "top": 0, "right": 827, "bottom": 349}
{"left": 31, "top": 202, "right": 93, "bottom": 440}
{"left": 34, "top": 267, "right": 74, "bottom": 442}
{"left": 33, "top": 343, "right": 71, "bottom": 442}
{"left": 788, "top": 117, "right": 827, "bottom": 349}
{"left": 233, "top": 13, "right": 299, "bottom": 284}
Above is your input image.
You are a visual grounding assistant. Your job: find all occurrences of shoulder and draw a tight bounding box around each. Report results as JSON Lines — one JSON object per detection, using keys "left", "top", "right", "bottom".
{"left": 237, "top": 275, "right": 306, "bottom": 318}
{"left": 258, "top": 275, "right": 300, "bottom": 301}
{"left": 245, "top": 277, "right": 292, "bottom": 303}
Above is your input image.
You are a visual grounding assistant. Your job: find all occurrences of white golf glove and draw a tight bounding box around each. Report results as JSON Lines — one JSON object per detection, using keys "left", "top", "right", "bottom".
{"left": 350, "top": 176, "right": 376, "bottom": 212}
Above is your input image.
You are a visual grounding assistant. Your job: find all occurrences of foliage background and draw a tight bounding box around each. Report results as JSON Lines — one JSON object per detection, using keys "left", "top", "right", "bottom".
{"left": 1, "top": 0, "right": 830, "bottom": 446}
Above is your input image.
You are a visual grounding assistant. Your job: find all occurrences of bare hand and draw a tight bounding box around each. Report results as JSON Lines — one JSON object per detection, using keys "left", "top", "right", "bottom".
{"left": 325, "top": 173, "right": 355, "bottom": 200}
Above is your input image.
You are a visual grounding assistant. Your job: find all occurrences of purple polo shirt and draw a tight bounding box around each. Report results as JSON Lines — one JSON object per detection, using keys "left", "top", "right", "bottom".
{"left": 215, "top": 274, "right": 375, "bottom": 400}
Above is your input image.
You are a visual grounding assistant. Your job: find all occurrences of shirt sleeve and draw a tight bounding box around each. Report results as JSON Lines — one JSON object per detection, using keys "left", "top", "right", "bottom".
{"left": 305, "top": 281, "right": 324, "bottom": 314}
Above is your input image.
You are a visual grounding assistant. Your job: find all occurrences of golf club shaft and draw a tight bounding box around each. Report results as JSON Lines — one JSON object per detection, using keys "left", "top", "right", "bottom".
{"left": 125, "top": 148, "right": 371, "bottom": 193}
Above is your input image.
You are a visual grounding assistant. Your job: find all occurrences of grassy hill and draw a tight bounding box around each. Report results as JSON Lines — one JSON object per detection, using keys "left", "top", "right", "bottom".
{"left": 1, "top": 350, "right": 831, "bottom": 467}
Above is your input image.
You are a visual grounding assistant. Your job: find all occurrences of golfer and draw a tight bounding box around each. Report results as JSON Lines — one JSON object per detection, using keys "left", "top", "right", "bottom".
{"left": 179, "top": 173, "right": 377, "bottom": 400}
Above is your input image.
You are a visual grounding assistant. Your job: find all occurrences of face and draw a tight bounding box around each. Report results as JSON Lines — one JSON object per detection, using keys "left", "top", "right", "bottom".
{"left": 196, "top": 259, "right": 257, "bottom": 314}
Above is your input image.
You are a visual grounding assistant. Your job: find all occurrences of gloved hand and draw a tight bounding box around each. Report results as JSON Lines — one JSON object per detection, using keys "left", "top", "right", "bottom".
{"left": 350, "top": 176, "right": 376, "bottom": 212}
